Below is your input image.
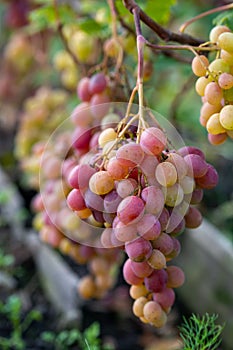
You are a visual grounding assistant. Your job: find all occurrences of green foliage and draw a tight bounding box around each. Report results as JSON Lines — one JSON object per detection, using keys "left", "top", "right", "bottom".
{"left": 0, "top": 296, "right": 42, "bottom": 350}
{"left": 179, "top": 313, "right": 224, "bottom": 350}
{"left": 0, "top": 249, "right": 15, "bottom": 268}
{"left": 143, "top": 0, "right": 177, "bottom": 25}
{"left": 213, "top": 10, "right": 233, "bottom": 31}
{"left": 41, "top": 322, "right": 114, "bottom": 350}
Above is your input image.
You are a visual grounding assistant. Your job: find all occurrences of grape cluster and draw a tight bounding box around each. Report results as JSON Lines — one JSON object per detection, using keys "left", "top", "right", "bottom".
{"left": 15, "top": 87, "right": 68, "bottom": 187}
{"left": 67, "top": 87, "right": 218, "bottom": 326}
{"left": 192, "top": 25, "right": 233, "bottom": 145}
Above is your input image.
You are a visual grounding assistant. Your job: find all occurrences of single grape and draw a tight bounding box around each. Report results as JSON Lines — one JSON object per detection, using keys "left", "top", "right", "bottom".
{"left": 114, "top": 221, "right": 138, "bottom": 242}
{"left": 166, "top": 152, "right": 188, "bottom": 180}
{"left": 185, "top": 206, "right": 202, "bottom": 228}
{"left": 153, "top": 287, "right": 175, "bottom": 310}
{"left": 117, "top": 195, "right": 145, "bottom": 225}
{"left": 123, "top": 259, "right": 144, "bottom": 285}
{"left": 158, "top": 208, "right": 170, "bottom": 231}
{"left": 89, "top": 171, "right": 114, "bottom": 195}
{"left": 71, "top": 102, "right": 93, "bottom": 127}
{"left": 152, "top": 233, "right": 174, "bottom": 256}
{"left": 104, "top": 190, "right": 122, "bottom": 213}
{"left": 184, "top": 154, "right": 208, "bottom": 178}
{"left": 68, "top": 164, "right": 96, "bottom": 190}
{"left": 106, "top": 157, "right": 129, "bottom": 180}
{"left": 89, "top": 73, "right": 107, "bottom": 95}
{"left": 131, "top": 260, "right": 153, "bottom": 278}
{"left": 208, "top": 58, "right": 231, "bottom": 74}
{"left": 219, "top": 105, "right": 233, "bottom": 130}
{"left": 125, "top": 237, "right": 152, "bottom": 262}
{"left": 67, "top": 189, "right": 86, "bottom": 211}
{"left": 141, "top": 186, "right": 165, "bottom": 216}
{"left": 130, "top": 284, "right": 148, "bottom": 299}
{"left": 209, "top": 25, "right": 231, "bottom": 42}
{"left": 77, "top": 77, "right": 92, "bottom": 102}
{"left": 180, "top": 176, "right": 195, "bottom": 194}
{"left": 195, "top": 76, "right": 212, "bottom": 96}
{"left": 140, "top": 127, "right": 167, "bottom": 156}
{"left": 199, "top": 102, "right": 222, "bottom": 127}
{"left": 98, "top": 127, "right": 117, "bottom": 148}
{"left": 218, "top": 32, "right": 233, "bottom": 52}
{"left": 78, "top": 276, "right": 96, "bottom": 299}
{"left": 72, "top": 127, "right": 92, "bottom": 151}
{"left": 132, "top": 296, "right": 148, "bottom": 317}
{"left": 164, "top": 183, "right": 184, "bottom": 207}
{"left": 166, "top": 266, "right": 185, "bottom": 288}
{"left": 144, "top": 269, "right": 168, "bottom": 293}
{"left": 137, "top": 214, "right": 161, "bottom": 240}
{"left": 204, "top": 82, "right": 223, "bottom": 106}
{"left": 206, "top": 113, "right": 226, "bottom": 135}
{"left": 148, "top": 249, "right": 166, "bottom": 269}
{"left": 191, "top": 55, "right": 209, "bottom": 77}
{"left": 196, "top": 164, "right": 219, "bottom": 189}
{"left": 155, "top": 162, "right": 178, "bottom": 187}
{"left": 218, "top": 72, "right": 233, "bottom": 90}
{"left": 220, "top": 49, "right": 233, "bottom": 65}
{"left": 84, "top": 188, "right": 104, "bottom": 211}
{"left": 116, "top": 178, "right": 137, "bottom": 198}
{"left": 116, "top": 142, "right": 144, "bottom": 167}
{"left": 190, "top": 188, "right": 203, "bottom": 204}
{"left": 143, "top": 300, "right": 163, "bottom": 324}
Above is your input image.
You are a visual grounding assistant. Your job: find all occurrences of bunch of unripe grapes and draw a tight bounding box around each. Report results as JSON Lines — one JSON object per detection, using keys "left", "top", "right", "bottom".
{"left": 15, "top": 87, "right": 68, "bottom": 187}
{"left": 67, "top": 76, "right": 218, "bottom": 327}
{"left": 192, "top": 25, "right": 233, "bottom": 145}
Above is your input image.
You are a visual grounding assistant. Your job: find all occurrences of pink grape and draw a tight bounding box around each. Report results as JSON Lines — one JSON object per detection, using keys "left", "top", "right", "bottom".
{"left": 90, "top": 93, "right": 110, "bottom": 119}
{"left": 123, "top": 259, "right": 144, "bottom": 285}
{"left": 116, "top": 143, "right": 144, "bottom": 167}
{"left": 153, "top": 288, "right": 175, "bottom": 310}
{"left": 208, "top": 133, "right": 227, "bottom": 145}
{"left": 190, "top": 188, "right": 203, "bottom": 204}
{"left": 117, "top": 195, "right": 145, "bottom": 225}
{"left": 114, "top": 221, "right": 138, "bottom": 242}
{"left": 106, "top": 157, "right": 129, "bottom": 180}
{"left": 141, "top": 186, "right": 164, "bottom": 216}
{"left": 184, "top": 154, "right": 208, "bottom": 178}
{"left": 131, "top": 260, "right": 153, "bottom": 278}
{"left": 89, "top": 73, "right": 107, "bottom": 95}
{"left": 72, "top": 127, "right": 92, "bottom": 151}
{"left": 125, "top": 237, "right": 152, "bottom": 262}
{"left": 137, "top": 214, "right": 161, "bottom": 240}
{"left": 84, "top": 188, "right": 104, "bottom": 211}
{"left": 185, "top": 207, "right": 202, "bottom": 228}
{"left": 140, "top": 127, "right": 167, "bottom": 156}
{"left": 67, "top": 189, "right": 86, "bottom": 211}
{"left": 104, "top": 190, "right": 122, "bottom": 213}
{"left": 152, "top": 233, "right": 174, "bottom": 256}
{"left": 158, "top": 208, "right": 170, "bottom": 231}
{"left": 68, "top": 164, "right": 96, "bottom": 190}
{"left": 77, "top": 77, "right": 92, "bottom": 102}
{"left": 71, "top": 102, "right": 93, "bottom": 127}
{"left": 116, "top": 178, "right": 137, "bottom": 198}
{"left": 166, "top": 238, "right": 181, "bottom": 259}
{"left": 140, "top": 154, "right": 159, "bottom": 178}
{"left": 178, "top": 146, "right": 205, "bottom": 160}
{"left": 195, "top": 164, "right": 219, "bottom": 189}
{"left": 144, "top": 269, "right": 168, "bottom": 293}
{"left": 166, "top": 266, "right": 185, "bottom": 288}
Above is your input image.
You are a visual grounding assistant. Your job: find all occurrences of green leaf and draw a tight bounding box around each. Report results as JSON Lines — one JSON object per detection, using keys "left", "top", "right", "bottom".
{"left": 143, "top": 0, "right": 177, "bottom": 25}
{"left": 213, "top": 10, "right": 233, "bottom": 31}
{"left": 78, "top": 18, "right": 105, "bottom": 35}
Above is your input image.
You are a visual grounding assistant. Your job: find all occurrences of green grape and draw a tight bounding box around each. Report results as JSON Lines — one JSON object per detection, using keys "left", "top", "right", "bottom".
{"left": 218, "top": 32, "right": 233, "bottom": 52}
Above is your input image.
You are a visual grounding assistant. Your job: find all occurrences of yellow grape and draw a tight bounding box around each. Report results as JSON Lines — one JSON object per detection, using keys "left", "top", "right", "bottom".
{"left": 133, "top": 296, "right": 148, "bottom": 317}
{"left": 195, "top": 76, "right": 212, "bottom": 96}
{"left": 130, "top": 285, "right": 148, "bottom": 299}
{"left": 155, "top": 162, "right": 178, "bottom": 187}
{"left": 219, "top": 105, "right": 233, "bottom": 130}
{"left": 218, "top": 32, "right": 233, "bottom": 52}
{"left": 148, "top": 249, "right": 166, "bottom": 269}
{"left": 206, "top": 113, "right": 226, "bottom": 135}
{"left": 98, "top": 128, "right": 117, "bottom": 148}
{"left": 89, "top": 171, "right": 114, "bottom": 195}
{"left": 191, "top": 55, "right": 209, "bottom": 77}
{"left": 220, "top": 49, "right": 233, "bottom": 65}
{"left": 78, "top": 276, "right": 96, "bottom": 299}
{"left": 143, "top": 300, "right": 163, "bottom": 323}
{"left": 208, "top": 59, "right": 231, "bottom": 75}
{"left": 209, "top": 25, "right": 231, "bottom": 42}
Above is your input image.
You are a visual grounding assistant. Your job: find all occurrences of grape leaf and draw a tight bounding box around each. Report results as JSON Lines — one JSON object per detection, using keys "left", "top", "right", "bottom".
{"left": 143, "top": 0, "right": 177, "bottom": 25}
{"left": 213, "top": 10, "right": 233, "bottom": 31}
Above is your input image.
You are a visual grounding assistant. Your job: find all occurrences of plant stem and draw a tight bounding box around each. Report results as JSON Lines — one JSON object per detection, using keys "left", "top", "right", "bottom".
{"left": 122, "top": 0, "right": 203, "bottom": 45}
{"left": 179, "top": 3, "right": 233, "bottom": 33}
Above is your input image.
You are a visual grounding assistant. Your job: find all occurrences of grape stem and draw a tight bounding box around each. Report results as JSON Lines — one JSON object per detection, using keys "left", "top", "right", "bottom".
{"left": 179, "top": 3, "right": 233, "bottom": 33}
{"left": 122, "top": 0, "right": 203, "bottom": 46}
